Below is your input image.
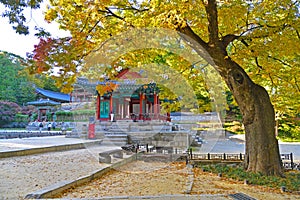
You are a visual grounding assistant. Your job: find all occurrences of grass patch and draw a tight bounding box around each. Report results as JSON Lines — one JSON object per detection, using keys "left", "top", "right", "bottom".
{"left": 224, "top": 121, "right": 245, "bottom": 134}
{"left": 278, "top": 137, "right": 300, "bottom": 143}
{"left": 196, "top": 164, "right": 300, "bottom": 192}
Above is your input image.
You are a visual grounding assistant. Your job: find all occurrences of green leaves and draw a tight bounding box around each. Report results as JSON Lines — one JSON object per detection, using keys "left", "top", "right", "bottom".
{"left": 0, "top": 51, "right": 36, "bottom": 105}
{"left": 0, "top": 0, "right": 44, "bottom": 35}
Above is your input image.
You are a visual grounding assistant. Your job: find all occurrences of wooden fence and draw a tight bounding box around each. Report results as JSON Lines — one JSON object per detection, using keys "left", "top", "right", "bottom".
{"left": 188, "top": 149, "right": 297, "bottom": 170}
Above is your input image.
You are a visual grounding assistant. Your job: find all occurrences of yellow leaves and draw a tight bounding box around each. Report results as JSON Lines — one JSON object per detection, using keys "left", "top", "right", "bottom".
{"left": 218, "top": 3, "right": 248, "bottom": 34}
{"left": 45, "top": 6, "right": 58, "bottom": 23}
{"left": 37, "top": 0, "right": 300, "bottom": 117}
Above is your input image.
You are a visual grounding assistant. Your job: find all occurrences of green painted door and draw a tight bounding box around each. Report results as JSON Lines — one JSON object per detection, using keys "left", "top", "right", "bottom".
{"left": 100, "top": 101, "right": 109, "bottom": 118}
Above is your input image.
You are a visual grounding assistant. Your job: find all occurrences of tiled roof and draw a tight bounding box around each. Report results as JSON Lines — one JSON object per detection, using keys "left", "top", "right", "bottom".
{"left": 35, "top": 88, "right": 70, "bottom": 103}
{"left": 27, "top": 99, "right": 61, "bottom": 106}
{"left": 117, "top": 70, "right": 142, "bottom": 79}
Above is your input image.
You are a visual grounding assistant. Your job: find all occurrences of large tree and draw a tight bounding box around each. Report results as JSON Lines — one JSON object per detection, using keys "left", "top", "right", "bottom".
{"left": 2, "top": 0, "right": 300, "bottom": 176}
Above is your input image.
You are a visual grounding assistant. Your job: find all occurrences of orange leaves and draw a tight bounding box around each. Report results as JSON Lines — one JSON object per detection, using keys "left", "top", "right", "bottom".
{"left": 96, "top": 82, "right": 118, "bottom": 96}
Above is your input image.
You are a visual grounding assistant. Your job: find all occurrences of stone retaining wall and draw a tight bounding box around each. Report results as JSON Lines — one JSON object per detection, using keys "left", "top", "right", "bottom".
{"left": 0, "top": 140, "right": 101, "bottom": 158}
{"left": 0, "top": 130, "right": 67, "bottom": 139}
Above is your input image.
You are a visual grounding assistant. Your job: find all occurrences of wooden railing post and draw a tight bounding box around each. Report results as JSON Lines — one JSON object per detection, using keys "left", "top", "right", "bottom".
{"left": 290, "top": 153, "right": 294, "bottom": 170}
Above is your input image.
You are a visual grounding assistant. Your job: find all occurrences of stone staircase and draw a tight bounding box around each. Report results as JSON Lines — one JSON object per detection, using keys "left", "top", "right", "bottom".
{"left": 96, "top": 121, "right": 128, "bottom": 146}
{"left": 68, "top": 121, "right": 187, "bottom": 148}
{"left": 67, "top": 122, "right": 88, "bottom": 138}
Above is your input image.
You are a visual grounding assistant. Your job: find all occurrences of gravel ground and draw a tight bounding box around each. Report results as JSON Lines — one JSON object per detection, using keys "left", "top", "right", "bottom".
{"left": 1, "top": 146, "right": 299, "bottom": 200}
{"left": 55, "top": 161, "right": 190, "bottom": 199}
{"left": 0, "top": 146, "right": 116, "bottom": 200}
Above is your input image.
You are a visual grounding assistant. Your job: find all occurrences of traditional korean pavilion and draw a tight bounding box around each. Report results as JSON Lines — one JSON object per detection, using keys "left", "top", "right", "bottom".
{"left": 95, "top": 69, "right": 168, "bottom": 122}
{"left": 27, "top": 88, "right": 71, "bottom": 121}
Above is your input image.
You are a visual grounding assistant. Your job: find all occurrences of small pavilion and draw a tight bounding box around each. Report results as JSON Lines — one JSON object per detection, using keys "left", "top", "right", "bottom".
{"left": 95, "top": 69, "right": 168, "bottom": 122}
{"left": 27, "top": 88, "right": 71, "bottom": 121}
{"left": 27, "top": 99, "right": 61, "bottom": 121}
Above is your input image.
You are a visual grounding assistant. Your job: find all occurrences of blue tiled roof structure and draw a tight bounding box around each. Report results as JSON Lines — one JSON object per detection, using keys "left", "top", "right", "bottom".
{"left": 35, "top": 88, "right": 70, "bottom": 103}
{"left": 27, "top": 99, "right": 61, "bottom": 106}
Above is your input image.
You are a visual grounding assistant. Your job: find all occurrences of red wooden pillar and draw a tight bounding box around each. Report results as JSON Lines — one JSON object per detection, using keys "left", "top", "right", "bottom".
{"left": 96, "top": 95, "right": 100, "bottom": 120}
{"left": 157, "top": 94, "right": 160, "bottom": 119}
{"left": 139, "top": 93, "right": 143, "bottom": 120}
{"left": 109, "top": 95, "right": 113, "bottom": 113}
{"left": 154, "top": 93, "right": 158, "bottom": 119}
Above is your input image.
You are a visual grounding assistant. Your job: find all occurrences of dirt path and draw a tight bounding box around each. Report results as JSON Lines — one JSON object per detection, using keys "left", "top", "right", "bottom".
{"left": 56, "top": 161, "right": 300, "bottom": 200}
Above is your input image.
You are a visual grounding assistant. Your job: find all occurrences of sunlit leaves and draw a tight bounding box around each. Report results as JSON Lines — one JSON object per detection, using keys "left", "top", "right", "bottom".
{"left": 23, "top": 0, "right": 300, "bottom": 118}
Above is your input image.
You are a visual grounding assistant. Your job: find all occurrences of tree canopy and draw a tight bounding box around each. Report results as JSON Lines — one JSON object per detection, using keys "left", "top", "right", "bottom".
{"left": 2, "top": 0, "right": 298, "bottom": 116}
{"left": 0, "top": 51, "right": 60, "bottom": 105}
{"left": 0, "top": 51, "right": 36, "bottom": 105}
{"left": 19, "top": 0, "right": 298, "bottom": 118}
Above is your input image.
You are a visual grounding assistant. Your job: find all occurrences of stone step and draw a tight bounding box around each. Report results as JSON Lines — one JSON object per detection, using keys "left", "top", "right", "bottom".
{"left": 101, "top": 138, "right": 127, "bottom": 146}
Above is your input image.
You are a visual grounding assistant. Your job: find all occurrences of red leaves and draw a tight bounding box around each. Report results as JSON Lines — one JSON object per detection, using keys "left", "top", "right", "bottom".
{"left": 32, "top": 38, "right": 54, "bottom": 73}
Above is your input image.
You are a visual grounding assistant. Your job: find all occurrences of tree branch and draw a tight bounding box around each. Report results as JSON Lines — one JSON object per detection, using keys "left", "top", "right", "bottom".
{"left": 294, "top": 28, "right": 300, "bottom": 39}
{"left": 268, "top": 56, "right": 293, "bottom": 68}
{"left": 99, "top": 7, "right": 134, "bottom": 27}
{"left": 294, "top": 76, "right": 300, "bottom": 92}
{"left": 105, "top": 7, "right": 125, "bottom": 21}
{"left": 177, "top": 24, "right": 208, "bottom": 48}
{"left": 87, "top": 20, "right": 101, "bottom": 34}
{"left": 177, "top": 23, "right": 213, "bottom": 65}
{"left": 241, "top": 23, "right": 289, "bottom": 40}
{"left": 204, "top": 0, "right": 219, "bottom": 45}
{"left": 255, "top": 57, "right": 263, "bottom": 70}
{"left": 80, "top": 12, "right": 92, "bottom": 33}
{"left": 221, "top": 34, "right": 239, "bottom": 48}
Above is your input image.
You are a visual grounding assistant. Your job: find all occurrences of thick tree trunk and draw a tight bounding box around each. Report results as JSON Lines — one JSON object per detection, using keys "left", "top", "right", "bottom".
{"left": 210, "top": 50, "right": 283, "bottom": 176}
{"left": 178, "top": 24, "right": 283, "bottom": 176}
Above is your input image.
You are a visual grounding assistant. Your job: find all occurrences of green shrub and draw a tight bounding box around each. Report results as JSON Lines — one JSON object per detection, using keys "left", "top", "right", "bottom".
{"left": 196, "top": 164, "right": 300, "bottom": 191}
{"left": 0, "top": 101, "right": 21, "bottom": 126}
{"left": 55, "top": 110, "right": 95, "bottom": 121}
{"left": 15, "top": 114, "right": 29, "bottom": 122}
{"left": 278, "top": 119, "right": 300, "bottom": 142}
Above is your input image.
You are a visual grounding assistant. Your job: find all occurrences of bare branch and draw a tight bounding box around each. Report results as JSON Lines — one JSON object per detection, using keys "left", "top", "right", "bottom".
{"left": 105, "top": 7, "right": 125, "bottom": 21}
{"left": 241, "top": 22, "right": 289, "bottom": 41}
{"left": 268, "top": 56, "right": 293, "bottom": 68}
{"left": 97, "top": 7, "right": 134, "bottom": 28}
{"left": 294, "top": 28, "right": 300, "bottom": 39}
{"left": 118, "top": 6, "right": 149, "bottom": 12}
{"left": 255, "top": 57, "right": 263, "bottom": 70}
{"left": 87, "top": 20, "right": 101, "bottom": 34}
